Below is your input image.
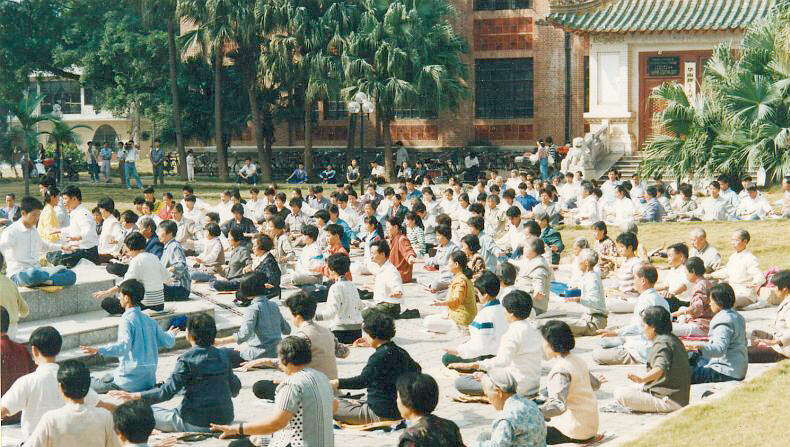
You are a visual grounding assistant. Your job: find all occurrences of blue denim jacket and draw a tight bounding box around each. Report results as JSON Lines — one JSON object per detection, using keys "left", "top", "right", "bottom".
{"left": 140, "top": 345, "right": 241, "bottom": 427}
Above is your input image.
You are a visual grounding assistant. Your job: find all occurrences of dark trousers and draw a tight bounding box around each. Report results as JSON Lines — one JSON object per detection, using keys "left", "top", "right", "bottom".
{"left": 690, "top": 357, "right": 739, "bottom": 384}
{"left": 164, "top": 285, "right": 190, "bottom": 301}
{"left": 153, "top": 163, "right": 165, "bottom": 185}
{"left": 748, "top": 345, "right": 787, "bottom": 363}
{"left": 665, "top": 295, "right": 690, "bottom": 314}
{"left": 546, "top": 426, "right": 595, "bottom": 445}
{"left": 333, "top": 329, "right": 362, "bottom": 344}
{"left": 441, "top": 353, "right": 493, "bottom": 367}
{"left": 48, "top": 246, "right": 99, "bottom": 268}
{"left": 107, "top": 262, "right": 129, "bottom": 277}
{"left": 101, "top": 298, "right": 164, "bottom": 316}
{"left": 211, "top": 278, "right": 241, "bottom": 291}
{"left": 363, "top": 302, "right": 400, "bottom": 319}
{"left": 221, "top": 348, "right": 244, "bottom": 368}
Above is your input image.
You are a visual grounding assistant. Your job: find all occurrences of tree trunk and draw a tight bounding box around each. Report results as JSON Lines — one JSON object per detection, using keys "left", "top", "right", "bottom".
{"left": 346, "top": 113, "right": 356, "bottom": 171}
{"left": 23, "top": 145, "right": 30, "bottom": 196}
{"left": 262, "top": 105, "right": 275, "bottom": 183}
{"left": 244, "top": 68, "right": 272, "bottom": 183}
{"left": 303, "top": 95, "right": 314, "bottom": 178}
{"left": 214, "top": 45, "right": 228, "bottom": 181}
{"left": 383, "top": 117, "right": 394, "bottom": 182}
{"left": 167, "top": 17, "right": 187, "bottom": 180}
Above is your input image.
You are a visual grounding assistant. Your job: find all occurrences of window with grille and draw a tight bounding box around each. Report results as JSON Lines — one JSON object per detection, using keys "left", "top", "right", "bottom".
{"left": 474, "top": 0, "right": 530, "bottom": 11}
{"left": 475, "top": 58, "right": 533, "bottom": 119}
{"left": 395, "top": 94, "right": 437, "bottom": 119}
{"left": 324, "top": 99, "right": 348, "bottom": 120}
{"left": 40, "top": 80, "right": 82, "bottom": 114}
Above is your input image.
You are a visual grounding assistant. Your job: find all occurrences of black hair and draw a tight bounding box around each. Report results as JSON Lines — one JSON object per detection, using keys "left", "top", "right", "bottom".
{"left": 205, "top": 222, "right": 222, "bottom": 237}
{"left": 275, "top": 192, "right": 287, "bottom": 202}
{"left": 162, "top": 192, "right": 173, "bottom": 200}
{"left": 363, "top": 310, "right": 396, "bottom": 340}
{"left": 450, "top": 251, "right": 474, "bottom": 278}
{"left": 182, "top": 184, "right": 194, "bottom": 193}
{"left": 0, "top": 306, "right": 8, "bottom": 333}
{"left": 143, "top": 186, "right": 155, "bottom": 194}
{"left": 125, "top": 232, "right": 146, "bottom": 251}
{"left": 468, "top": 203, "right": 485, "bottom": 215}
{"left": 528, "top": 237, "right": 546, "bottom": 256}
{"left": 667, "top": 242, "right": 689, "bottom": 259}
{"left": 461, "top": 234, "right": 481, "bottom": 253}
{"left": 636, "top": 264, "right": 659, "bottom": 285}
{"left": 313, "top": 209, "right": 329, "bottom": 223}
{"left": 396, "top": 372, "right": 439, "bottom": 416}
{"left": 734, "top": 229, "right": 750, "bottom": 243}
{"left": 255, "top": 233, "right": 274, "bottom": 252}
{"left": 468, "top": 215, "right": 485, "bottom": 232}
{"left": 140, "top": 217, "right": 157, "bottom": 233}
{"left": 679, "top": 183, "right": 693, "bottom": 198}
{"left": 371, "top": 239, "right": 391, "bottom": 258}
{"left": 184, "top": 194, "right": 197, "bottom": 203}
{"left": 328, "top": 205, "right": 340, "bottom": 216}
{"left": 231, "top": 203, "right": 245, "bottom": 216}
{"left": 641, "top": 306, "right": 673, "bottom": 335}
{"left": 327, "top": 252, "right": 351, "bottom": 276}
{"left": 591, "top": 221, "right": 608, "bottom": 237}
{"left": 505, "top": 206, "right": 521, "bottom": 218}
{"left": 57, "top": 360, "right": 92, "bottom": 400}
{"left": 326, "top": 223, "right": 344, "bottom": 238}
{"left": 523, "top": 220, "right": 541, "bottom": 237}
{"left": 497, "top": 262, "right": 517, "bottom": 286}
{"left": 133, "top": 196, "right": 146, "bottom": 206}
{"left": 436, "top": 224, "right": 452, "bottom": 241}
{"left": 285, "top": 291, "right": 317, "bottom": 320}
{"left": 30, "top": 326, "right": 62, "bottom": 357}
{"left": 772, "top": 270, "right": 790, "bottom": 291}
{"left": 97, "top": 197, "right": 115, "bottom": 213}
{"left": 646, "top": 185, "right": 658, "bottom": 198}
{"left": 20, "top": 196, "right": 44, "bottom": 213}
{"left": 302, "top": 224, "right": 319, "bottom": 242}
{"left": 158, "top": 219, "right": 178, "bottom": 237}
{"left": 616, "top": 232, "right": 639, "bottom": 250}
{"left": 239, "top": 272, "right": 268, "bottom": 299}
{"left": 228, "top": 227, "right": 244, "bottom": 244}
{"left": 278, "top": 335, "right": 312, "bottom": 366}
{"left": 710, "top": 283, "right": 735, "bottom": 309}
{"left": 502, "top": 290, "right": 533, "bottom": 319}
{"left": 685, "top": 257, "right": 706, "bottom": 276}
{"left": 113, "top": 400, "right": 155, "bottom": 444}
{"left": 174, "top": 203, "right": 184, "bottom": 214}
{"left": 386, "top": 216, "right": 405, "bottom": 233}
{"left": 405, "top": 212, "right": 424, "bottom": 230}
{"left": 289, "top": 197, "right": 303, "bottom": 208}
{"left": 43, "top": 186, "right": 59, "bottom": 204}
{"left": 188, "top": 313, "right": 217, "bottom": 347}
{"left": 540, "top": 320, "right": 575, "bottom": 354}
{"left": 119, "top": 279, "right": 145, "bottom": 307}
{"left": 474, "top": 271, "right": 501, "bottom": 297}
{"left": 364, "top": 216, "right": 385, "bottom": 241}
{"left": 206, "top": 212, "right": 220, "bottom": 223}
{"left": 62, "top": 185, "right": 82, "bottom": 201}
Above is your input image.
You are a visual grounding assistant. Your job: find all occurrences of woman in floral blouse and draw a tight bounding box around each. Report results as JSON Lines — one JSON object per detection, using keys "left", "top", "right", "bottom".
{"left": 592, "top": 221, "right": 617, "bottom": 278}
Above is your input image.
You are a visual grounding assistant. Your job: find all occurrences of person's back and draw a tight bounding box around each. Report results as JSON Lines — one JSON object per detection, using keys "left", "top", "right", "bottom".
{"left": 274, "top": 367, "right": 334, "bottom": 446}
{"left": 0, "top": 305, "right": 34, "bottom": 424}
{"left": 701, "top": 308, "right": 748, "bottom": 380}
{"left": 29, "top": 401, "right": 118, "bottom": 447}
{"left": 297, "top": 320, "right": 338, "bottom": 380}
{"left": 550, "top": 353, "right": 599, "bottom": 441}
{"left": 398, "top": 414, "right": 464, "bottom": 447}
{"left": 491, "top": 394, "right": 546, "bottom": 447}
{"left": 239, "top": 296, "right": 290, "bottom": 359}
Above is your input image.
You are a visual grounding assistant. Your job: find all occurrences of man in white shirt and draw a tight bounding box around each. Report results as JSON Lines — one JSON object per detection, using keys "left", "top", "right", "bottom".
{"left": 710, "top": 229, "right": 764, "bottom": 308}
{"left": 630, "top": 174, "right": 646, "bottom": 201}
{"left": 364, "top": 239, "right": 403, "bottom": 319}
{"left": 600, "top": 169, "right": 621, "bottom": 206}
{"left": 244, "top": 187, "right": 267, "bottom": 222}
{"left": 216, "top": 190, "right": 235, "bottom": 224}
{"left": 688, "top": 227, "right": 722, "bottom": 273}
{"left": 46, "top": 186, "right": 100, "bottom": 268}
{"left": 1, "top": 327, "right": 105, "bottom": 440}
{"left": 181, "top": 194, "right": 205, "bottom": 231}
{"left": 656, "top": 243, "right": 692, "bottom": 304}
{"left": 561, "top": 182, "right": 599, "bottom": 226}
{"left": 557, "top": 172, "right": 578, "bottom": 208}
{"left": 0, "top": 197, "right": 76, "bottom": 287}
{"left": 737, "top": 184, "right": 772, "bottom": 220}
{"left": 695, "top": 181, "right": 734, "bottom": 221}
{"left": 124, "top": 143, "right": 144, "bottom": 190}
{"left": 282, "top": 224, "right": 323, "bottom": 287}
{"left": 370, "top": 161, "right": 385, "bottom": 178}
{"left": 237, "top": 158, "right": 259, "bottom": 185}
{"left": 26, "top": 360, "right": 119, "bottom": 447}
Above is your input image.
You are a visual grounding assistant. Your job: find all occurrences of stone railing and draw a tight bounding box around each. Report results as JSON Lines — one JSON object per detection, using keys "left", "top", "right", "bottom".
{"left": 583, "top": 122, "right": 610, "bottom": 169}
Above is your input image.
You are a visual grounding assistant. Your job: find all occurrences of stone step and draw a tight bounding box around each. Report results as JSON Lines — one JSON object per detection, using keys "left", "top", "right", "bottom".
{"left": 19, "top": 268, "right": 118, "bottom": 323}
{"left": 17, "top": 300, "right": 216, "bottom": 352}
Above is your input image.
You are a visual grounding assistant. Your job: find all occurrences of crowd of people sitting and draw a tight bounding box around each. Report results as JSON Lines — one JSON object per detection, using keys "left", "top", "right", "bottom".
{"left": 1, "top": 166, "right": 789, "bottom": 447}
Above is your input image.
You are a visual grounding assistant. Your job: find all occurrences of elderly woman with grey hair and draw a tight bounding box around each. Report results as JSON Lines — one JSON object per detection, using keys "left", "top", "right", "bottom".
{"left": 566, "top": 249, "right": 608, "bottom": 336}
{"left": 513, "top": 238, "right": 553, "bottom": 316}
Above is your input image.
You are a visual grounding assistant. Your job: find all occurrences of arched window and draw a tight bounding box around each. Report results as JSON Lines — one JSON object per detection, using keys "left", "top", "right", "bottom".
{"left": 93, "top": 125, "right": 118, "bottom": 146}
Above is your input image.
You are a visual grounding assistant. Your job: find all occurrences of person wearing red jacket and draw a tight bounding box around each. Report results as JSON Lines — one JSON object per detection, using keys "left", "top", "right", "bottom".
{"left": 386, "top": 216, "right": 417, "bottom": 283}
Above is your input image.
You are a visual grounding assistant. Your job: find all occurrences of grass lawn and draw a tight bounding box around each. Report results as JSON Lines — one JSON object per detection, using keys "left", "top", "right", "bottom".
{"left": 624, "top": 360, "right": 790, "bottom": 447}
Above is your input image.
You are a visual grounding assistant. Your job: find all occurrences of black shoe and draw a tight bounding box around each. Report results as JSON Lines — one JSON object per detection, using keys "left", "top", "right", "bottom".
{"left": 398, "top": 309, "right": 421, "bottom": 319}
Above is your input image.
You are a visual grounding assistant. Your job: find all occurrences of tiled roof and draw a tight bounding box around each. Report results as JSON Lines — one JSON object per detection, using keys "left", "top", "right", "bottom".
{"left": 545, "top": 0, "right": 776, "bottom": 35}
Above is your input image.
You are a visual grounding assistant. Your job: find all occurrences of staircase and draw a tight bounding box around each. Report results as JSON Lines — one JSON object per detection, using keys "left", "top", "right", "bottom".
{"left": 601, "top": 154, "right": 643, "bottom": 180}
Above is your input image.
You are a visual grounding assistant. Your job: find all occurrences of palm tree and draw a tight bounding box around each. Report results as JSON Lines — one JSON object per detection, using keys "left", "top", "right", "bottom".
{"left": 9, "top": 93, "right": 53, "bottom": 196}
{"left": 342, "top": 0, "right": 467, "bottom": 180}
{"left": 41, "top": 120, "right": 92, "bottom": 184}
{"left": 179, "top": 0, "right": 235, "bottom": 181}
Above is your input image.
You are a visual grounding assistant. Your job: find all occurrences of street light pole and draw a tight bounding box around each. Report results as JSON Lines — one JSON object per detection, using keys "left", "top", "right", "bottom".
{"left": 348, "top": 91, "right": 374, "bottom": 195}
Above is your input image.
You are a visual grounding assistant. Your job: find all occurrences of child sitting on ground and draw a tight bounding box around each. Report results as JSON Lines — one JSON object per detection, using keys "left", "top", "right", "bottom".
{"left": 567, "top": 249, "right": 608, "bottom": 336}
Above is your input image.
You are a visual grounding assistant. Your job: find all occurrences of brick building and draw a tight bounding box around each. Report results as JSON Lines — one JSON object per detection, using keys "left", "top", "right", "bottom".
{"left": 222, "top": 0, "right": 589, "bottom": 153}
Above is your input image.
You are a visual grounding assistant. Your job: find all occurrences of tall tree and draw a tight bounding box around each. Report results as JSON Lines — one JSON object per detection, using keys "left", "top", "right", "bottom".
{"left": 342, "top": 0, "right": 467, "bottom": 180}
{"left": 166, "top": 10, "right": 188, "bottom": 180}
{"left": 179, "top": 0, "right": 236, "bottom": 181}
{"left": 9, "top": 94, "right": 53, "bottom": 196}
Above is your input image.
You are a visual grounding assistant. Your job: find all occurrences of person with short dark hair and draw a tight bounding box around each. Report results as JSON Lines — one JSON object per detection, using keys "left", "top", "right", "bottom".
{"left": 594, "top": 265, "right": 669, "bottom": 365}
{"left": 203, "top": 227, "right": 252, "bottom": 287}
{"left": 748, "top": 270, "right": 790, "bottom": 362}
{"left": 26, "top": 360, "right": 119, "bottom": 447}
{"left": 366, "top": 239, "right": 405, "bottom": 318}
{"left": 671, "top": 257, "right": 714, "bottom": 337}
{"left": 386, "top": 216, "right": 418, "bottom": 283}
{"left": 424, "top": 251, "right": 477, "bottom": 334}
{"left": 450, "top": 291, "right": 542, "bottom": 398}
{"left": 109, "top": 314, "right": 242, "bottom": 433}
{"left": 221, "top": 203, "right": 256, "bottom": 238}
{"left": 331, "top": 311, "right": 422, "bottom": 424}
{"left": 237, "top": 158, "right": 258, "bottom": 184}
{"left": 615, "top": 306, "right": 691, "bottom": 413}
{"left": 211, "top": 336, "right": 335, "bottom": 446}
{"left": 606, "top": 231, "right": 645, "bottom": 313}
{"left": 282, "top": 224, "right": 323, "bottom": 286}
{"left": 215, "top": 272, "right": 290, "bottom": 367}
{"left": 83, "top": 279, "right": 178, "bottom": 393}
{"left": 113, "top": 400, "right": 155, "bottom": 446}
{"left": 685, "top": 283, "right": 748, "bottom": 384}
{"left": 318, "top": 253, "right": 365, "bottom": 343}
{"left": 0, "top": 305, "right": 34, "bottom": 424}
{"left": 0, "top": 196, "right": 77, "bottom": 287}
{"left": 286, "top": 163, "right": 308, "bottom": 184}
{"left": 420, "top": 224, "right": 460, "bottom": 292}
{"left": 396, "top": 372, "right": 464, "bottom": 446}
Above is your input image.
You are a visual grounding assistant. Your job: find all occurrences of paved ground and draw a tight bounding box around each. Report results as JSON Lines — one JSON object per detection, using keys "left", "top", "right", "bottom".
{"left": 1, "top": 256, "right": 778, "bottom": 447}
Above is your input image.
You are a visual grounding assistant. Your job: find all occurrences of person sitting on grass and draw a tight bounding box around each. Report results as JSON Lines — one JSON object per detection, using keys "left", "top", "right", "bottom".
{"left": 109, "top": 314, "right": 241, "bottom": 433}
{"left": 26, "top": 360, "right": 119, "bottom": 447}
{"left": 606, "top": 232, "right": 645, "bottom": 314}
{"left": 112, "top": 400, "right": 155, "bottom": 447}
{"left": 748, "top": 270, "right": 790, "bottom": 363}
{"left": 684, "top": 283, "right": 748, "bottom": 384}
{"left": 95, "top": 233, "right": 171, "bottom": 315}
{"left": 477, "top": 368, "right": 547, "bottom": 447}
{"left": 539, "top": 321, "right": 601, "bottom": 444}
{"left": 424, "top": 251, "right": 478, "bottom": 335}
{"left": 331, "top": 310, "right": 422, "bottom": 425}
{"left": 214, "top": 272, "right": 291, "bottom": 368}
{"left": 449, "top": 290, "right": 542, "bottom": 398}
{"left": 286, "top": 163, "right": 308, "bottom": 184}
{"left": 397, "top": 372, "right": 465, "bottom": 447}
{"left": 567, "top": 249, "right": 608, "bottom": 337}
{"left": 442, "top": 271, "right": 507, "bottom": 367}
{"left": 83, "top": 279, "right": 178, "bottom": 394}
{"left": 614, "top": 306, "right": 690, "bottom": 414}
{"left": 594, "top": 265, "right": 669, "bottom": 365}
{"left": 211, "top": 336, "right": 335, "bottom": 447}
{"left": 320, "top": 163, "right": 337, "bottom": 184}
{"left": 671, "top": 257, "right": 714, "bottom": 337}
{"left": 317, "top": 253, "right": 365, "bottom": 344}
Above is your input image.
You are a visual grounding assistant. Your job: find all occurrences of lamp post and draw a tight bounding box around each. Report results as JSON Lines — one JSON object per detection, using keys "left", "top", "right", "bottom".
{"left": 347, "top": 92, "right": 374, "bottom": 194}
{"left": 51, "top": 104, "right": 64, "bottom": 185}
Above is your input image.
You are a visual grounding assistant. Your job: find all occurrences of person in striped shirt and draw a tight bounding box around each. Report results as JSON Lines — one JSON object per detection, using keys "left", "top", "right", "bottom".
{"left": 404, "top": 212, "right": 425, "bottom": 257}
